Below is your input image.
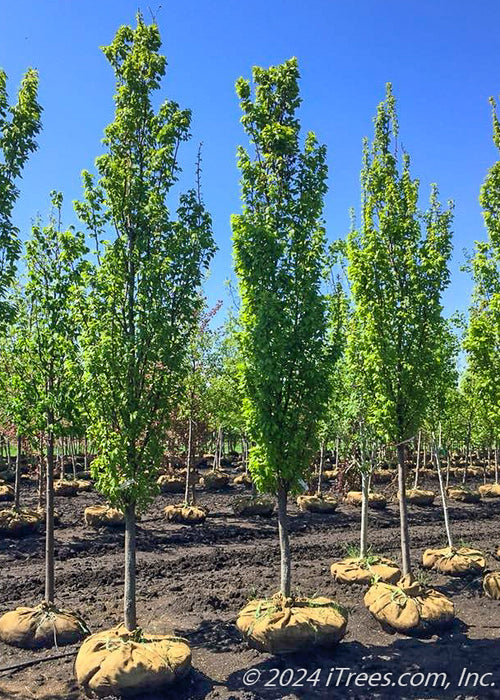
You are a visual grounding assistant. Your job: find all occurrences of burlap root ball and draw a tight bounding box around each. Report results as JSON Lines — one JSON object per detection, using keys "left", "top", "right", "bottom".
{"left": 422, "top": 546, "right": 486, "bottom": 576}
{"left": 447, "top": 487, "right": 481, "bottom": 503}
{"left": 0, "top": 602, "right": 89, "bottom": 649}
{"left": 331, "top": 556, "right": 401, "bottom": 585}
{"left": 0, "top": 484, "right": 14, "bottom": 502}
{"left": 164, "top": 504, "right": 208, "bottom": 525}
{"left": 483, "top": 571, "right": 500, "bottom": 600}
{"left": 364, "top": 574, "right": 454, "bottom": 635}
{"left": 200, "top": 470, "right": 230, "bottom": 490}
{"left": 404, "top": 489, "right": 436, "bottom": 506}
{"left": 76, "top": 480, "right": 92, "bottom": 492}
{"left": 232, "top": 495, "right": 274, "bottom": 517}
{"left": 236, "top": 593, "right": 347, "bottom": 654}
{"left": 84, "top": 505, "right": 125, "bottom": 527}
{"left": 75, "top": 624, "right": 191, "bottom": 698}
{"left": 479, "top": 483, "right": 500, "bottom": 498}
{"left": 372, "top": 470, "right": 393, "bottom": 484}
{"left": 233, "top": 473, "right": 253, "bottom": 487}
{"left": 345, "top": 491, "right": 387, "bottom": 510}
{"left": 157, "top": 474, "right": 185, "bottom": 494}
{"left": 296, "top": 494, "right": 338, "bottom": 513}
{"left": 322, "top": 469, "right": 339, "bottom": 481}
{"left": 54, "top": 480, "right": 80, "bottom": 497}
{"left": 0, "top": 508, "right": 42, "bottom": 536}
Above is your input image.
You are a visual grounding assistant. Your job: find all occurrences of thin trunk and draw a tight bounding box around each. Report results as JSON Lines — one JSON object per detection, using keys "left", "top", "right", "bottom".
{"left": 397, "top": 443, "right": 412, "bottom": 576}
{"left": 84, "top": 436, "right": 88, "bottom": 472}
{"left": 124, "top": 501, "right": 137, "bottom": 631}
{"left": 495, "top": 439, "right": 499, "bottom": 485}
{"left": 6, "top": 439, "right": 11, "bottom": 470}
{"left": 184, "top": 415, "right": 193, "bottom": 505}
{"left": 360, "top": 470, "right": 369, "bottom": 558}
{"left": 38, "top": 434, "right": 45, "bottom": 511}
{"left": 434, "top": 443, "right": 453, "bottom": 549}
{"left": 14, "top": 434, "right": 22, "bottom": 510}
{"left": 335, "top": 436, "right": 340, "bottom": 470}
{"left": 413, "top": 430, "right": 421, "bottom": 489}
{"left": 71, "top": 439, "right": 76, "bottom": 480}
{"left": 45, "top": 426, "right": 55, "bottom": 604}
{"left": 316, "top": 442, "right": 324, "bottom": 496}
{"left": 446, "top": 452, "right": 450, "bottom": 488}
{"left": 277, "top": 482, "right": 291, "bottom": 597}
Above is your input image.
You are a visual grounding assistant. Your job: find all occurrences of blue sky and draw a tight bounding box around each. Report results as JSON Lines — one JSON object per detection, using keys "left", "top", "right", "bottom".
{"left": 1, "top": 0, "right": 499, "bottom": 319}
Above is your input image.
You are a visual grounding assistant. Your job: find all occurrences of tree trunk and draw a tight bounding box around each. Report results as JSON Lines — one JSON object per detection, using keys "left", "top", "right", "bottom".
{"left": 14, "top": 434, "right": 22, "bottom": 510}
{"left": 413, "top": 430, "right": 421, "bottom": 489}
{"left": 397, "top": 443, "right": 411, "bottom": 576}
{"left": 495, "top": 439, "right": 499, "bottom": 485}
{"left": 184, "top": 416, "right": 193, "bottom": 505}
{"left": 84, "top": 436, "right": 88, "bottom": 472}
{"left": 45, "top": 427, "right": 55, "bottom": 604}
{"left": 277, "top": 482, "right": 291, "bottom": 597}
{"left": 124, "top": 501, "right": 137, "bottom": 631}
{"left": 360, "top": 470, "right": 369, "bottom": 558}
{"left": 316, "top": 442, "right": 324, "bottom": 496}
{"left": 434, "top": 443, "right": 453, "bottom": 549}
{"left": 38, "top": 434, "right": 45, "bottom": 511}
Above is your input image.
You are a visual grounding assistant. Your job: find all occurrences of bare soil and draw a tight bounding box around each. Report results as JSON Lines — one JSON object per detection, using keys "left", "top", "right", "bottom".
{"left": 1, "top": 468, "right": 499, "bottom": 700}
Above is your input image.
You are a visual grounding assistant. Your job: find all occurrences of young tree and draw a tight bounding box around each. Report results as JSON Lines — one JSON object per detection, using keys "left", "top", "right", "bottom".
{"left": 26, "top": 192, "right": 89, "bottom": 608}
{"left": 347, "top": 84, "right": 453, "bottom": 576}
{"left": 464, "top": 97, "right": 500, "bottom": 453}
{"left": 77, "top": 15, "right": 215, "bottom": 632}
{"left": 232, "top": 58, "right": 331, "bottom": 596}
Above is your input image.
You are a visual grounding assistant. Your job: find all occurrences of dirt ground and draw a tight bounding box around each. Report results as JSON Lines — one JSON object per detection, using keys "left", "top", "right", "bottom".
{"left": 1, "top": 467, "right": 500, "bottom": 700}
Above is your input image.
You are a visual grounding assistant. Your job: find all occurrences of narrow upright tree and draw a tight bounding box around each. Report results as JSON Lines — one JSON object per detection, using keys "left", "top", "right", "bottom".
{"left": 232, "top": 58, "right": 331, "bottom": 596}
{"left": 0, "top": 193, "right": 90, "bottom": 649}
{"left": 347, "top": 85, "right": 453, "bottom": 577}
{"left": 76, "top": 15, "right": 215, "bottom": 634}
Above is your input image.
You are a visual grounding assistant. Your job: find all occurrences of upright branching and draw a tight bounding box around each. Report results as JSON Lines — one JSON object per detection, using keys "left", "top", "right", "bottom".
{"left": 232, "top": 58, "right": 331, "bottom": 595}
{"left": 77, "top": 15, "right": 215, "bottom": 630}
{"left": 347, "top": 84, "right": 453, "bottom": 575}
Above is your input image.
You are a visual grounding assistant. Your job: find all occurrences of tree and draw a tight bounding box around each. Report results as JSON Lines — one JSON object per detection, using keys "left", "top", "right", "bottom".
{"left": 77, "top": 15, "right": 215, "bottom": 631}
{"left": 346, "top": 84, "right": 453, "bottom": 575}
{"left": 232, "top": 58, "right": 331, "bottom": 596}
{"left": 0, "top": 67, "right": 42, "bottom": 323}
{"left": 464, "top": 97, "right": 500, "bottom": 451}
{"left": 25, "top": 192, "right": 89, "bottom": 606}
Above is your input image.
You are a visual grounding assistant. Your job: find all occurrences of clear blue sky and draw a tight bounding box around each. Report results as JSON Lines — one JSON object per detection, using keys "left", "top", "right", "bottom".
{"left": 1, "top": 0, "right": 499, "bottom": 318}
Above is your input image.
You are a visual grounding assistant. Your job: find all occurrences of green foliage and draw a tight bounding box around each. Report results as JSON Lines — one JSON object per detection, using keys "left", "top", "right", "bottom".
{"left": 347, "top": 84, "right": 453, "bottom": 443}
{"left": 23, "top": 192, "right": 89, "bottom": 435}
{"left": 0, "top": 68, "right": 42, "bottom": 322}
{"left": 78, "top": 15, "right": 215, "bottom": 509}
{"left": 232, "top": 58, "right": 331, "bottom": 494}
{"left": 464, "top": 97, "right": 500, "bottom": 429}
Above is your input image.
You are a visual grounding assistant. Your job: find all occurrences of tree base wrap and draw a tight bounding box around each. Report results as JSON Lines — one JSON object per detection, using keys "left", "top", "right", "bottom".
{"left": 0, "top": 485, "right": 14, "bottom": 502}
{"left": 75, "top": 624, "right": 191, "bottom": 698}
{"left": 84, "top": 505, "right": 125, "bottom": 527}
{"left": 345, "top": 491, "right": 386, "bottom": 510}
{"left": 322, "top": 469, "right": 338, "bottom": 481}
{"left": 483, "top": 572, "right": 500, "bottom": 599}
{"left": 404, "top": 489, "right": 436, "bottom": 506}
{"left": 201, "top": 470, "right": 230, "bottom": 490}
{"left": 232, "top": 496, "right": 274, "bottom": 517}
{"left": 297, "top": 495, "right": 338, "bottom": 513}
{"left": 0, "top": 602, "right": 89, "bottom": 649}
{"left": 164, "top": 504, "right": 208, "bottom": 524}
{"left": 54, "top": 480, "right": 80, "bottom": 497}
{"left": 331, "top": 556, "right": 401, "bottom": 585}
{"left": 157, "top": 475, "right": 185, "bottom": 493}
{"left": 364, "top": 575, "right": 454, "bottom": 634}
{"left": 447, "top": 488, "right": 481, "bottom": 503}
{"left": 479, "top": 483, "right": 500, "bottom": 498}
{"left": 0, "top": 508, "right": 42, "bottom": 536}
{"left": 77, "top": 480, "right": 92, "bottom": 492}
{"left": 236, "top": 593, "right": 347, "bottom": 653}
{"left": 233, "top": 473, "right": 253, "bottom": 486}
{"left": 422, "top": 547, "right": 486, "bottom": 576}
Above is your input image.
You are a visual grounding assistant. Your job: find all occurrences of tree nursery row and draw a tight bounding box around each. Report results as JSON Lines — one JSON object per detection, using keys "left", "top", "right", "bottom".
{"left": 1, "top": 12, "right": 500, "bottom": 700}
